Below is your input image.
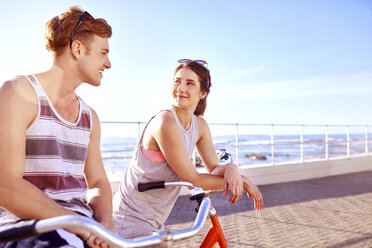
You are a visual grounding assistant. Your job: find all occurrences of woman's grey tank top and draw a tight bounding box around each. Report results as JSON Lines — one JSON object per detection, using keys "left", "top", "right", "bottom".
{"left": 113, "top": 108, "right": 198, "bottom": 238}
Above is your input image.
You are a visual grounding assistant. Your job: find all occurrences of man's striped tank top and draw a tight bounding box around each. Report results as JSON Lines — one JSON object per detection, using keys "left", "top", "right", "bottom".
{"left": 0, "top": 75, "right": 93, "bottom": 225}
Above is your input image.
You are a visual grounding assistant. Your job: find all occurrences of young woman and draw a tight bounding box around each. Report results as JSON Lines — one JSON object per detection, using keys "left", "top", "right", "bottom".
{"left": 113, "top": 59, "right": 263, "bottom": 238}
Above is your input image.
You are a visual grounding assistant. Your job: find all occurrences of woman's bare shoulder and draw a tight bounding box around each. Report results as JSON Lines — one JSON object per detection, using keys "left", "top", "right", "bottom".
{"left": 195, "top": 115, "right": 210, "bottom": 131}
{"left": 152, "top": 110, "right": 176, "bottom": 127}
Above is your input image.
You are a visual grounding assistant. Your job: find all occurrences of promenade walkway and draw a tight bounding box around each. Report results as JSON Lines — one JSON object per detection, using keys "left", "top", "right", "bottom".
{"left": 165, "top": 170, "right": 372, "bottom": 248}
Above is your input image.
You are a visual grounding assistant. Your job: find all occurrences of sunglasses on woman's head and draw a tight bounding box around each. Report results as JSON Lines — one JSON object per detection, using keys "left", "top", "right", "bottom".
{"left": 178, "top": 59, "right": 208, "bottom": 66}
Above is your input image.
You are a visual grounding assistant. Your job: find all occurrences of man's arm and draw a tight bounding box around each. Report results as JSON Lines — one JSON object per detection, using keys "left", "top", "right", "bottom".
{"left": 84, "top": 109, "right": 114, "bottom": 231}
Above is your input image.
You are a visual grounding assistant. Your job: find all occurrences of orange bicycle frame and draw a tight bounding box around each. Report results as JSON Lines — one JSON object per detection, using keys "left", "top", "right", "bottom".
{"left": 200, "top": 214, "right": 227, "bottom": 248}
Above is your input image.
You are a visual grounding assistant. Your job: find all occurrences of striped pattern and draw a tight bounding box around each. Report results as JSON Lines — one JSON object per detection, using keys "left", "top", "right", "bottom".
{"left": 26, "top": 138, "right": 87, "bottom": 162}
{"left": 0, "top": 75, "right": 94, "bottom": 225}
{"left": 23, "top": 174, "right": 87, "bottom": 192}
{"left": 25, "top": 75, "right": 93, "bottom": 216}
{"left": 39, "top": 98, "right": 91, "bottom": 131}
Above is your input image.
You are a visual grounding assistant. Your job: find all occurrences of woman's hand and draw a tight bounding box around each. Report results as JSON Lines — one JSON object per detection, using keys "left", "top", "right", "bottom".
{"left": 241, "top": 175, "right": 264, "bottom": 210}
{"left": 223, "top": 163, "right": 243, "bottom": 205}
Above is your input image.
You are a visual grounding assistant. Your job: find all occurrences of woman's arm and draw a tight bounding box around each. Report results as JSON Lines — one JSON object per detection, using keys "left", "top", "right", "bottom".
{"left": 149, "top": 112, "right": 242, "bottom": 204}
{"left": 241, "top": 175, "right": 264, "bottom": 210}
{"left": 195, "top": 117, "right": 243, "bottom": 204}
{"left": 195, "top": 117, "right": 263, "bottom": 209}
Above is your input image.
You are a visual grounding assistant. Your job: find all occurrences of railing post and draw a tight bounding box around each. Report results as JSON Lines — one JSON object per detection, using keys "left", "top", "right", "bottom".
{"left": 365, "top": 126, "right": 369, "bottom": 156}
{"left": 271, "top": 124, "right": 275, "bottom": 165}
{"left": 300, "top": 125, "right": 304, "bottom": 163}
{"left": 346, "top": 125, "right": 350, "bottom": 158}
{"left": 325, "top": 125, "right": 329, "bottom": 160}
{"left": 137, "top": 121, "right": 141, "bottom": 142}
{"left": 235, "top": 123, "right": 239, "bottom": 166}
{"left": 192, "top": 149, "right": 196, "bottom": 166}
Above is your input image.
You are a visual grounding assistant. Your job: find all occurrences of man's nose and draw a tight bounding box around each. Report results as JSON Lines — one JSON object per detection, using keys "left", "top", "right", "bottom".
{"left": 105, "top": 57, "right": 111, "bottom": 69}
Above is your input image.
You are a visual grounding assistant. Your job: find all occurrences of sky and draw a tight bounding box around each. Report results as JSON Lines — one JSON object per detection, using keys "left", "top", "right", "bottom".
{"left": 1, "top": 0, "right": 372, "bottom": 129}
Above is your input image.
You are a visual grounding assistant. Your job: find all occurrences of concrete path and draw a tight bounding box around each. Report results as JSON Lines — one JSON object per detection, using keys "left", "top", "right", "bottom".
{"left": 165, "top": 170, "right": 372, "bottom": 247}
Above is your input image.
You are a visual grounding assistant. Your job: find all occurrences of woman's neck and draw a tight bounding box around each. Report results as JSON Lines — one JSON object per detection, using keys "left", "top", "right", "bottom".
{"left": 173, "top": 105, "right": 194, "bottom": 130}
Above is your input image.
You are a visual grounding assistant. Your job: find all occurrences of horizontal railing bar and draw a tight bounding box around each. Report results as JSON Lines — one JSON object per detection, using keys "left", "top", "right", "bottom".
{"left": 103, "top": 156, "right": 131, "bottom": 160}
{"left": 101, "top": 121, "right": 147, "bottom": 124}
{"left": 99, "top": 121, "right": 372, "bottom": 168}
{"left": 212, "top": 124, "right": 372, "bottom": 127}
{"left": 101, "top": 149, "right": 133, "bottom": 153}
{"left": 101, "top": 121, "right": 372, "bottom": 128}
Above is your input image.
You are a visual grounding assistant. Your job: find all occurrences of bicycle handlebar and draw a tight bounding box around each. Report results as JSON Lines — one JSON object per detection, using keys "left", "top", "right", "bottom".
{"left": 138, "top": 181, "right": 165, "bottom": 192}
{"left": 0, "top": 220, "right": 38, "bottom": 242}
{"left": 0, "top": 182, "right": 211, "bottom": 248}
{"left": 138, "top": 181, "right": 195, "bottom": 192}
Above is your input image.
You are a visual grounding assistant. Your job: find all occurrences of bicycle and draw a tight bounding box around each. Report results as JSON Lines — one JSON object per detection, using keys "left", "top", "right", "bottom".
{"left": 0, "top": 181, "right": 225, "bottom": 248}
{"left": 138, "top": 181, "right": 228, "bottom": 248}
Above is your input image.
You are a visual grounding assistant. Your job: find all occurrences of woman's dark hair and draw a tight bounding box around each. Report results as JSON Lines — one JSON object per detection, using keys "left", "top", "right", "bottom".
{"left": 174, "top": 61, "right": 211, "bottom": 116}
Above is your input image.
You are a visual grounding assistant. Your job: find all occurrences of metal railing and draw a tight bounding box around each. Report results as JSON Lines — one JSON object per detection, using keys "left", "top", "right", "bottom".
{"left": 100, "top": 121, "right": 372, "bottom": 167}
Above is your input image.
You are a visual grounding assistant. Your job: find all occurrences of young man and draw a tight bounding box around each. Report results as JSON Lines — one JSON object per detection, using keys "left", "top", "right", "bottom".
{"left": 0, "top": 6, "right": 113, "bottom": 248}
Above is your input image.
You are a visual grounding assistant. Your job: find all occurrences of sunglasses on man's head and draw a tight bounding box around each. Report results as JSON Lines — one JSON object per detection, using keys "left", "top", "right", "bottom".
{"left": 178, "top": 59, "right": 208, "bottom": 66}
{"left": 70, "top": 11, "right": 90, "bottom": 48}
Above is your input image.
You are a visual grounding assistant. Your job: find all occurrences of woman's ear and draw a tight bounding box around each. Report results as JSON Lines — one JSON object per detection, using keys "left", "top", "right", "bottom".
{"left": 200, "top": 90, "right": 207, "bottom": 100}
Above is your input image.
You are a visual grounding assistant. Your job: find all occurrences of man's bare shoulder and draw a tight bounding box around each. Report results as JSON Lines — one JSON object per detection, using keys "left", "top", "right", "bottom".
{"left": 89, "top": 107, "right": 99, "bottom": 121}
{"left": 0, "top": 76, "right": 37, "bottom": 105}
{"left": 88, "top": 106, "right": 101, "bottom": 133}
{"left": 0, "top": 76, "right": 38, "bottom": 125}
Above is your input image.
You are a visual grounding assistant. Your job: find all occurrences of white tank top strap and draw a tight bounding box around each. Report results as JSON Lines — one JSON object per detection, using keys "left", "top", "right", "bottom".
{"left": 22, "top": 74, "right": 48, "bottom": 98}
{"left": 168, "top": 107, "right": 198, "bottom": 157}
{"left": 22, "top": 74, "right": 90, "bottom": 127}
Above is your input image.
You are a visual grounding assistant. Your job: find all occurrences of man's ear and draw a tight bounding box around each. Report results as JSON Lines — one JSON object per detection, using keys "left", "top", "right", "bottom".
{"left": 70, "top": 40, "right": 84, "bottom": 59}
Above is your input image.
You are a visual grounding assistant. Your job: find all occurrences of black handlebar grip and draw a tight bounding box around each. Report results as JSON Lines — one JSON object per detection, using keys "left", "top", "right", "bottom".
{"left": 0, "top": 219, "right": 38, "bottom": 243}
{"left": 138, "top": 181, "right": 165, "bottom": 192}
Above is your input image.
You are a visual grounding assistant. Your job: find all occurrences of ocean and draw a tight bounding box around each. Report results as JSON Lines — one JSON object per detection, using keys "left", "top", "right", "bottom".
{"left": 101, "top": 133, "right": 370, "bottom": 181}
